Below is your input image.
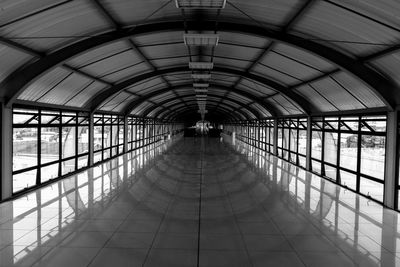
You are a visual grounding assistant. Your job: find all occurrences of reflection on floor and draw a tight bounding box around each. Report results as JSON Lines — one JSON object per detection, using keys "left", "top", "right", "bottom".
{"left": 0, "top": 137, "right": 399, "bottom": 266}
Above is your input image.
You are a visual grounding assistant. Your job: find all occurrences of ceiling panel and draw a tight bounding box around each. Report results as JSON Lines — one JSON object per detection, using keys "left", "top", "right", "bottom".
{"left": 259, "top": 51, "right": 323, "bottom": 81}
{"left": 332, "top": 72, "right": 385, "bottom": 108}
{"left": 79, "top": 49, "right": 145, "bottom": 78}
{"left": 68, "top": 41, "right": 131, "bottom": 68}
{"left": 371, "top": 52, "right": 400, "bottom": 87}
{"left": 221, "top": 0, "right": 302, "bottom": 27}
{"left": 267, "top": 94, "right": 304, "bottom": 115}
{"left": 18, "top": 67, "right": 71, "bottom": 101}
{"left": 101, "top": 62, "right": 150, "bottom": 83}
{"left": 102, "top": 0, "right": 181, "bottom": 26}
{"left": 237, "top": 78, "right": 276, "bottom": 96}
{"left": 64, "top": 81, "right": 106, "bottom": 107}
{"left": 273, "top": 43, "right": 335, "bottom": 72}
{"left": 251, "top": 64, "right": 302, "bottom": 86}
{"left": 99, "top": 91, "right": 135, "bottom": 112}
{"left": 218, "top": 31, "right": 269, "bottom": 48}
{"left": 310, "top": 77, "right": 365, "bottom": 110}
{"left": 125, "top": 77, "right": 166, "bottom": 94}
{"left": 294, "top": 84, "right": 337, "bottom": 112}
{"left": 0, "top": 44, "right": 34, "bottom": 82}
{"left": 1, "top": 1, "right": 111, "bottom": 51}
{"left": 36, "top": 72, "right": 93, "bottom": 105}
{"left": 293, "top": 1, "right": 400, "bottom": 56}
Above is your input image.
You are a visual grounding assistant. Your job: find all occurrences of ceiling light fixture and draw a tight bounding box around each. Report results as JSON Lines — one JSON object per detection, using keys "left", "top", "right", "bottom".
{"left": 175, "top": 0, "right": 226, "bottom": 9}
{"left": 189, "top": 62, "right": 214, "bottom": 70}
{"left": 184, "top": 34, "right": 219, "bottom": 46}
{"left": 193, "top": 83, "right": 209, "bottom": 88}
{"left": 194, "top": 88, "right": 208, "bottom": 93}
{"left": 191, "top": 73, "right": 211, "bottom": 80}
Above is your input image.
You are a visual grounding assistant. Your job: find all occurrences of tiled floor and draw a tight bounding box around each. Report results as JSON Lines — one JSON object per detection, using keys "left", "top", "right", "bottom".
{"left": 1, "top": 137, "right": 400, "bottom": 266}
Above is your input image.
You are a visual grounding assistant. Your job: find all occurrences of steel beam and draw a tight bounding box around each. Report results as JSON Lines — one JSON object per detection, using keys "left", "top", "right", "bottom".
{"left": 1, "top": 20, "right": 397, "bottom": 111}
{"left": 161, "top": 104, "right": 244, "bottom": 121}
{"left": 141, "top": 93, "right": 262, "bottom": 118}
{"left": 120, "top": 82, "right": 278, "bottom": 117}
{"left": 147, "top": 97, "right": 257, "bottom": 120}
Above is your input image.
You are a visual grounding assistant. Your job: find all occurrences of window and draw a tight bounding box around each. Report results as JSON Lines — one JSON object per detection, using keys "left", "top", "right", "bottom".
{"left": 13, "top": 108, "right": 89, "bottom": 193}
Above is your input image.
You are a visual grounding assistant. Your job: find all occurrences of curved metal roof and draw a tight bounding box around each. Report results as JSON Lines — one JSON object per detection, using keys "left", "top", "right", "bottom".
{"left": 0, "top": 0, "right": 399, "bottom": 121}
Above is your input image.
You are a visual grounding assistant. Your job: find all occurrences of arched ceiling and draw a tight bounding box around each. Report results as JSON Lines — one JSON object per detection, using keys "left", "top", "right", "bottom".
{"left": 0, "top": 0, "right": 399, "bottom": 122}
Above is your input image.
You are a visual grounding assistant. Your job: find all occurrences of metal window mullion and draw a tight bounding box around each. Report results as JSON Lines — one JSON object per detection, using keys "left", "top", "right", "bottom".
{"left": 336, "top": 117, "right": 342, "bottom": 183}
{"left": 75, "top": 121, "right": 78, "bottom": 171}
{"left": 58, "top": 112, "right": 62, "bottom": 178}
{"left": 37, "top": 111, "right": 41, "bottom": 186}
{"left": 356, "top": 116, "right": 362, "bottom": 192}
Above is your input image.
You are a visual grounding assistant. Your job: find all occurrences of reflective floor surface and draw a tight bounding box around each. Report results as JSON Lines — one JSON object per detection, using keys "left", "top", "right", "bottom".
{"left": 0, "top": 137, "right": 400, "bottom": 266}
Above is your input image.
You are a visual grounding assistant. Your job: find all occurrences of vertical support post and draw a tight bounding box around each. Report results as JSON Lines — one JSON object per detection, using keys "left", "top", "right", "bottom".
{"left": 273, "top": 118, "right": 278, "bottom": 156}
{"left": 123, "top": 115, "right": 128, "bottom": 153}
{"left": 306, "top": 116, "right": 312, "bottom": 171}
{"left": 1, "top": 104, "right": 13, "bottom": 200}
{"left": 384, "top": 111, "right": 397, "bottom": 208}
{"left": 88, "top": 112, "right": 94, "bottom": 166}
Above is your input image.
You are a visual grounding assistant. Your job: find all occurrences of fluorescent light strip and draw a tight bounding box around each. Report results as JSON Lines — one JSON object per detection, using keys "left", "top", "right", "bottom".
{"left": 193, "top": 83, "right": 209, "bottom": 88}
{"left": 189, "top": 62, "right": 214, "bottom": 70}
{"left": 191, "top": 73, "right": 211, "bottom": 80}
{"left": 184, "top": 34, "right": 219, "bottom": 46}
{"left": 194, "top": 89, "right": 208, "bottom": 93}
{"left": 175, "top": 0, "right": 226, "bottom": 9}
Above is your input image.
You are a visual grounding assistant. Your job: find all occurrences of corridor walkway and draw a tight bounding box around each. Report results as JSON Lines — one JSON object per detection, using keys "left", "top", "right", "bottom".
{"left": 0, "top": 137, "right": 399, "bottom": 266}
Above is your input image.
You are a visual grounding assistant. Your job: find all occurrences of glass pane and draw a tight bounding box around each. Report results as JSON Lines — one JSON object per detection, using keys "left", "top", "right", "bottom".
{"left": 312, "top": 160, "right": 321, "bottom": 174}
{"left": 103, "top": 148, "right": 111, "bottom": 160}
{"left": 111, "top": 125, "right": 118, "bottom": 146}
{"left": 78, "top": 155, "right": 88, "bottom": 169}
{"left": 359, "top": 178, "right": 383, "bottom": 203}
{"left": 13, "top": 128, "right": 37, "bottom": 171}
{"left": 340, "top": 171, "right": 357, "bottom": 190}
{"left": 78, "top": 126, "right": 89, "bottom": 154}
{"left": 324, "top": 132, "right": 338, "bottom": 165}
{"left": 104, "top": 126, "right": 111, "bottom": 148}
{"left": 94, "top": 151, "right": 102, "bottom": 163}
{"left": 41, "top": 127, "right": 59, "bottom": 164}
{"left": 299, "top": 155, "right": 306, "bottom": 168}
{"left": 13, "top": 169, "right": 37, "bottom": 193}
{"left": 62, "top": 159, "right": 75, "bottom": 175}
{"left": 340, "top": 133, "right": 357, "bottom": 172}
{"left": 94, "top": 126, "right": 103, "bottom": 151}
{"left": 13, "top": 113, "right": 38, "bottom": 124}
{"left": 290, "top": 129, "right": 297, "bottom": 153}
{"left": 360, "top": 135, "right": 385, "bottom": 180}
{"left": 41, "top": 163, "right": 59, "bottom": 183}
{"left": 311, "top": 131, "right": 322, "bottom": 160}
{"left": 298, "top": 130, "right": 307, "bottom": 155}
{"left": 119, "top": 126, "right": 124, "bottom": 145}
{"left": 62, "top": 127, "right": 76, "bottom": 159}
{"left": 325, "top": 164, "right": 337, "bottom": 181}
